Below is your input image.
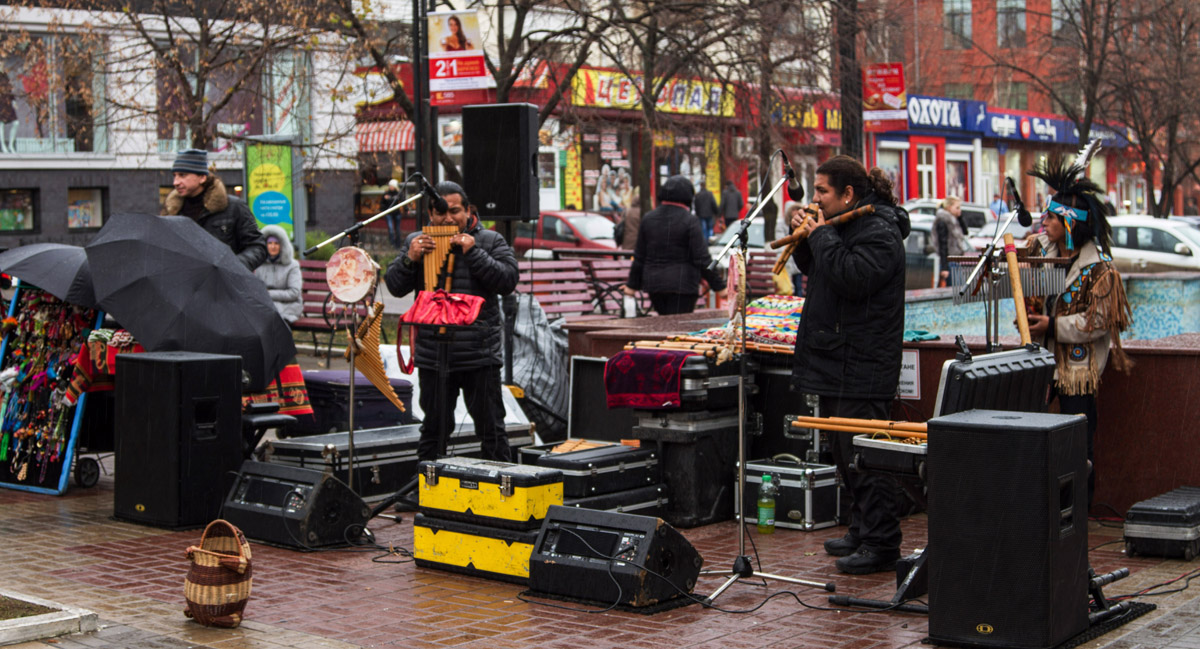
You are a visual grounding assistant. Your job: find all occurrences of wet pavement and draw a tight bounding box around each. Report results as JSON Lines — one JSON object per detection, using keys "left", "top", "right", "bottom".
{"left": 3, "top": 457, "right": 1200, "bottom": 649}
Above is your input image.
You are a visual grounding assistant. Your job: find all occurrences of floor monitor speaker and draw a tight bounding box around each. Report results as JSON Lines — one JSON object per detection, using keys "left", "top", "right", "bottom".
{"left": 221, "top": 461, "right": 369, "bottom": 549}
{"left": 462, "top": 103, "right": 538, "bottom": 221}
{"left": 927, "top": 410, "right": 1089, "bottom": 649}
{"left": 528, "top": 505, "right": 702, "bottom": 607}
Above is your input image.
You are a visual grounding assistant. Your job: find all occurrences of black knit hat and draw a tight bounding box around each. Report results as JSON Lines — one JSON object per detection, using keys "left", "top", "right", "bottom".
{"left": 659, "top": 175, "right": 695, "bottom": 207}
{"left": 173, "top": 149, "right": 210, "bottom": 175}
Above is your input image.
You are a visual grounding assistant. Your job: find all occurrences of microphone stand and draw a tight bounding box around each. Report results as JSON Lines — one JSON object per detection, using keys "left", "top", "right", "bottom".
{"left": 302, "top": 189, "right": 424, "bottom": 494}
{"left": 957, "top": 196, "right": 1025, "bottom": 352}
{"left": 702, "top": 173, "right": 834, "bottom": 603}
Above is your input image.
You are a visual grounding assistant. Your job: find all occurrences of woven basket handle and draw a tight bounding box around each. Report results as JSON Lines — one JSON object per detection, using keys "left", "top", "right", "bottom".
{"left": 185, "top": 546, "right": 250, "bottom": 574}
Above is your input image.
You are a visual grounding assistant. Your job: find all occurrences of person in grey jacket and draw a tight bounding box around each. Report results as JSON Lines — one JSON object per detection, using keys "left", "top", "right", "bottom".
{"left": 385, "top": 181, "right": 518, "bottom": 463}
{"left": 254, "top": 224, "right": 302, "bottom": 324}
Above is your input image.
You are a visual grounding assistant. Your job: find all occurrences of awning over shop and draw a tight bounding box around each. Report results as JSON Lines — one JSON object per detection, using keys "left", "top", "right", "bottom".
{"left": 356, "top": 120, "right": 415, "bottom": 152}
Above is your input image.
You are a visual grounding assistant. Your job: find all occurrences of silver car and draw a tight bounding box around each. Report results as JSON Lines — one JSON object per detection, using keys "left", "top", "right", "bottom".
{"left": 1109, "top": 215, "right": 1200, "bottom": 273}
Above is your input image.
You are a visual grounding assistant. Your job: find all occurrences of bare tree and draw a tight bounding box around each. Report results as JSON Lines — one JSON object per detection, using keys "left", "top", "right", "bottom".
{"left": 1109, "top": 0, "right": 1200, "bottom": 217}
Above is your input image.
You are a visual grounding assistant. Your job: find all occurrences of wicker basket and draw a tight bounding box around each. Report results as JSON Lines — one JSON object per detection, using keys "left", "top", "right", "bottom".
{"left": 183, "top": 519, "right": 253, "bottom": 628}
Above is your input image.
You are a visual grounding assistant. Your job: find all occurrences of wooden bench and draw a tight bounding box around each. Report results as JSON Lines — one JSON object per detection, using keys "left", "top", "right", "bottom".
{"left": 745, "top": 251, "right": 780, "bottom": 299}
{"left": 514, "top": 259, "right": 601, "bottom": 321}
{"left": 294, "top": 259, "right": 385, "bottom": 358}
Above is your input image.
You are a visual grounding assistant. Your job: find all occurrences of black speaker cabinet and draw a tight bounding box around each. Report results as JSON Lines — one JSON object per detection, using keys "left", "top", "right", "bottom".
{"left": 221, "top": 461, "right": 369, "bottom": 549}
{"left": 927, "top": 410, "right": 1089, "bottom": 649}
{"left": 462, "top": 103, "right": 539, "bottom": 221}
{"left": 114, "top": 352, "right": 243, "bottom": 528}
{"left": 529, "top": 505, "right": 702, "bottom": 607}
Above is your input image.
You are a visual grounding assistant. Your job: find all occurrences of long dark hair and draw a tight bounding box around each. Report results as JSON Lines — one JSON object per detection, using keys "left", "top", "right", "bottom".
{"left": 449, "top": 16, "right": 466, "bottom": 49}
{"left": 816, "top": 155, "right": 898, "bottom": 206}
{"left": 1028, "top": 153, "right": 1111, "bottom": 254}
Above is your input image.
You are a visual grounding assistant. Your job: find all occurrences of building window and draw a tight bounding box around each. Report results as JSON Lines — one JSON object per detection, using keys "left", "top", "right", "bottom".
{"left": 1051, "top": 0, "right": 1081, "bottom": 42}
{"left": 944, "top": 0, "right": 972, "bottom": 49}
{"left": 67, "top": 188, "right": 105, "bottom": 230}
{"left": 156, "top": 46, "right": 265, "bottom": 153}
{"left": 998, "top": 0, "right": 1027, "bottom": 49}
{"left": 0, "top": 34, "right": 102, "bottom": 155}
{"left": 0, "top": 189, "right": 36, "bottom": 232}
{"left": 877, "top": 149, "right": 905, "bottom": 200}
{"left": 917, "top": 146, "right": 936, "bottom": 199}
{"left": 997, "top": 82, "right": 1028, "bottom": 110}
{"left": 946, "top": 159, "right": 969, "bottom": 202}
{"left": 943, "top": 83, "right": 974, "bottom": 100}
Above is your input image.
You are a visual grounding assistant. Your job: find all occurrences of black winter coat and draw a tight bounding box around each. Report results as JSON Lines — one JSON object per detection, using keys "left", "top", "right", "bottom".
{"left": 163, "top": 177, "right": 267, "bottom": 270}
{"left": 694, "top": 188, "right": 719, "bottom": 223}
{"left": 385, "top": 219, "right": 518, "bottom": 371}
{"left": 627, "top": 202, "right": 726, "bottom": 296}
{"left": 791, "top": 194, "right": 909, "bottom": 400}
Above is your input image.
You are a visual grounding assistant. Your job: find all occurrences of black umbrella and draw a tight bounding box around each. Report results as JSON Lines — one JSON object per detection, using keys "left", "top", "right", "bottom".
{"left": 0, "top": 243, "right": 97, "bottom": 308}
{"left": 85, "top": 213, "right": 295, "bottom": 391}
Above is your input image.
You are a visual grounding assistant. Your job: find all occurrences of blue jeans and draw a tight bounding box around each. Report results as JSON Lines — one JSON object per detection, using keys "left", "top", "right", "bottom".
{"left": 385, "top": 211, "right": 403, "bottom": 247}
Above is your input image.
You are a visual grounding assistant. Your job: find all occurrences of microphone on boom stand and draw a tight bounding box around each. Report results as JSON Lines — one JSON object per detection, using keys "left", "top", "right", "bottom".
{"left": 1005, "top": 176, "right": 1033, "bottom": 227}
{"left": 782, "top": 151, "right": 805, "bottom": 202}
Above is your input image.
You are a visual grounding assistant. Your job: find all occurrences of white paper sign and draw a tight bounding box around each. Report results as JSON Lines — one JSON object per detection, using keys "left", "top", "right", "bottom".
{"left": 898, "top": 349, "right": 920, "bottom": 400}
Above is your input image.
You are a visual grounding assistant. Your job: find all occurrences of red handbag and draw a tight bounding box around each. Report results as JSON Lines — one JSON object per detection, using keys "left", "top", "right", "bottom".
{"left": 397, "top": 289, "right": 485, "bottom": 374}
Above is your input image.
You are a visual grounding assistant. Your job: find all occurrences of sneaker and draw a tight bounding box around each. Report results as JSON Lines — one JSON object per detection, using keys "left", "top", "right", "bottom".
{"left": 835, "top": 548, "right": 900, "bottom": 575}
{"left": 823, "top": 534, "right": 860, "bottom": 557}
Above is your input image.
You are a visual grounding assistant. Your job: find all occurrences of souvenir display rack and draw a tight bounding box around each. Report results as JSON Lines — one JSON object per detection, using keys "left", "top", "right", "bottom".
{"left": 0, "top": 283, "right": 100, "bottom": 495}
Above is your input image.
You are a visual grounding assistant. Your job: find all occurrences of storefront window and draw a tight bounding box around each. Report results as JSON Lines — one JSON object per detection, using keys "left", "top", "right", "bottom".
{"left": 67, "top": 187, "right": 104, "bottom": 229}
{"left": 981, "top": 148, "right": 999, "bottom": 204}
{"left": 0, "top": 34, "right": 101, "bottom": 154}
{"left": 946, "top": 159, "right": 969, "bottom": 201}
{"left": 0, "top": 189, "right": 36, "bottom": 232}
{"left": 580, "top": 128, "right": 636, "bottom": 216}
{"left": 917, "top": 146, "right": 936, "bottom": 198}
{"left": 157, "top": 46, "right": 265, "bottom": 153}
{"left": 538, "top": 152, "right": 557, "bottom": 190}
{"left": 877, "top": 149, "right": 904, "bottom": 200}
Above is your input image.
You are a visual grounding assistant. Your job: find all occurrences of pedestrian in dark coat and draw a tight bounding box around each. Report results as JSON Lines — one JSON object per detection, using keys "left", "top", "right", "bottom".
{"left": 385, "top": 181, "right": 519, "bottom": 463}
{"left": 694, "top": 182, "right": 719, "bottom": 239}
{"left": 623, "top": 175, "right": 726, "bottom": 315}
{"left": 789, "top": 155, "right": 909, "bottom": 576}
{"left": 720, "top": 180, "right": 744, "bottom": 225}
{"left": 163, "top": 149, "right": 267, "bottom": 270}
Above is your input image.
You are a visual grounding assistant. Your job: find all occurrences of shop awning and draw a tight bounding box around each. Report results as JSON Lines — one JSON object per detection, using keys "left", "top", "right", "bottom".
{"left": 356, "top": 120, "right": 415, "bottom": 152}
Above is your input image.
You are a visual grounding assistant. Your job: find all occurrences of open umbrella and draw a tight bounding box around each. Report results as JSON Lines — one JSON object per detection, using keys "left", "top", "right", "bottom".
{"left": 0, "top": 243, "right": 96, "bottom": 308}
{"left": 85, "top": 213, "right": 295, "bottom": 391}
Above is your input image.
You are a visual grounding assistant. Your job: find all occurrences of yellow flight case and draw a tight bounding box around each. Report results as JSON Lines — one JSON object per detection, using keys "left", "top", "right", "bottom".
{"left": 417, "top": 457, "right": 563, "bottom": 529}
{"left": 412, "top": 513, "right": 541, "bottom": 584}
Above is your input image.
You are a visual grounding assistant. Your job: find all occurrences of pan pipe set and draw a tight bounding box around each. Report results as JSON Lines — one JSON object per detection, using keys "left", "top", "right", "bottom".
{"left": 422, "top": 225, "right": 459, "bottom": 292}
{"left": 948, "top": 257, "right": 1068, "bottom": 306}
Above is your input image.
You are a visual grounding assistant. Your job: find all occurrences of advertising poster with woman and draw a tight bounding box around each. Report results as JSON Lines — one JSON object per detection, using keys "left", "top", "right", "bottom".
{"left": 427, "top": 10, "right": 492, "bottom": 105}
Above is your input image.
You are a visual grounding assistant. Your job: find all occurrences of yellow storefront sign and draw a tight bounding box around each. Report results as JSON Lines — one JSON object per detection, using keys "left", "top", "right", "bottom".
{"left": 572, "top": 69, "right": 736, "bottom": 117}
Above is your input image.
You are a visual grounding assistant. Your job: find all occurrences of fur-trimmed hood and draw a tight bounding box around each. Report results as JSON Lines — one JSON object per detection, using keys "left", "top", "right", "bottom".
{"left": 163, "top": 175, "right": 230, "bottom": 217}
{"left": 260, "top": 224, "right": 295, "bottom": 265}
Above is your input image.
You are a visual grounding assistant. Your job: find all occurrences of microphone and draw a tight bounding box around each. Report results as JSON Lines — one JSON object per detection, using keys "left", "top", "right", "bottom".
{"left": 1005, "top": 176, "right": 1033, "bottom": 227}
{"left": 418, "top": 175, "right": 449, "bottom": 214}
{"left": 781, "top": 151, "right": 804, "bottom": 202}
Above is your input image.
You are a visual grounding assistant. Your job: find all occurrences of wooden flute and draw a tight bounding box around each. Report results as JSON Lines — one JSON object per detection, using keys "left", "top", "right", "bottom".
{"left": 770, "top": 204, "right": 876, "bottom": 275}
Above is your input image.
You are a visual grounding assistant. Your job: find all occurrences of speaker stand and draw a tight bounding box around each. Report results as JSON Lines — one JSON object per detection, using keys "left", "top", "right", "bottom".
{"left": 828, "top": 550, "right": 929, "bottom": 614}
{"left": 701, "top": 188, "right": 835, "bottom": 603}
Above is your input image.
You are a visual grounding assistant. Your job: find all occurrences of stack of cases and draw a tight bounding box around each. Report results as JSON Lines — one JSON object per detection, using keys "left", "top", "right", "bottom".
{"left": 1124, "top": 486, "right": 1200, "bottom": 560}
{"left": 534, "top": 444, "right": 665, "bottom": 516}
{"left": 631, "top": 409, "right": 740, "bottom": 528}
{"left": 413, "top": 457, "right": 563, "bottom": 584}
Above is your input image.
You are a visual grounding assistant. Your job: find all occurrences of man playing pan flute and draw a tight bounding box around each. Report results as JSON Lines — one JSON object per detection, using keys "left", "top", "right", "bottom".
{"left": 788, "top": 155, "right": 910, "bottom": 575}
{"left": 385, "top": 181, "right": 519, "bottom": 463}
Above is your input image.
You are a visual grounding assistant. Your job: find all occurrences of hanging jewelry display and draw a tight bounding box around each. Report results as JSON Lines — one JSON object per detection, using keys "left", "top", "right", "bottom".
{"left": 0, "top": 284, "right": 99, "bottom": 495}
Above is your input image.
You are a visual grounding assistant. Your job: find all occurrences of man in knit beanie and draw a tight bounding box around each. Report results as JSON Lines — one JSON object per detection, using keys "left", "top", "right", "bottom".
{"left": 162, "top": 148, "right": 267, "bottom": 270}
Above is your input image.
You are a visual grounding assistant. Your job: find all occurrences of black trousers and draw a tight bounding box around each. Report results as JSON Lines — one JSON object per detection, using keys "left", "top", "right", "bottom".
{"left": 820, "top": 395, "right": 902, "bottom": 554}
{"left": 648, "top": 292, "right": 698, "bottom": 315}
{"left": 417, "top": 366, "right": 511, "bottom": 463}
{"left": 1058, "top": 392, "right": 1097, "bottom": 507}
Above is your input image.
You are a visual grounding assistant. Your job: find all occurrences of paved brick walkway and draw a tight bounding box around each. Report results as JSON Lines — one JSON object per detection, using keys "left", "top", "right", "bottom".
{"left": 2, "top": 464, "right": 1198, "bottom": 648}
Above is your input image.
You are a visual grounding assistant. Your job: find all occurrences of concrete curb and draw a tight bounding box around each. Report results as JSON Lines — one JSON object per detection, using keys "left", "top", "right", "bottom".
{"left": 0, "top": 589, "right": 98, "bottom": 645}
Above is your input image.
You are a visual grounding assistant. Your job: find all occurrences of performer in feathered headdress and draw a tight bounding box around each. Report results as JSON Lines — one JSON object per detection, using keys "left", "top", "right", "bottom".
{"left": 1026, "top": 139, "right": 1132, "bottom": 506}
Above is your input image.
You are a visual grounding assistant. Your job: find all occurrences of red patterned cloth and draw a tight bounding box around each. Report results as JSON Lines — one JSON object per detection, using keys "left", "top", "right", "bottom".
{"left": 604, "top": 349, "right": 696, "bottom": 409}
{"left": 242, "top": 363, "right": 313, "bottom": 416}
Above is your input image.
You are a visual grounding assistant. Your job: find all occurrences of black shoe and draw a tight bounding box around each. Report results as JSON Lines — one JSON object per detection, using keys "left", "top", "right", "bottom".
{"left": 823, "top": 534, "right": 860, "bottom": 557}
{"left": 836, "top": 548, "right": 899, "bottom": 575}
{"left": 392, "top": 491, "right": 419, "bottom": 513}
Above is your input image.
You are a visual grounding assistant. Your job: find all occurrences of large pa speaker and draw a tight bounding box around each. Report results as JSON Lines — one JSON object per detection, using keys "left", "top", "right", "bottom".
{"left": 927, "top": 410, "right": 1089, "bottom": 649}
{"left": 221, "top": 461, "right": 370, "bottom": 549}
{"left": 462, "top": 103, "right": 539, "bottom": 221}
{"left": 114, "top": 352, "right": 243, "bottom": 528}
{"left": 528, "top": 505, "right": 702, "bottom": 607}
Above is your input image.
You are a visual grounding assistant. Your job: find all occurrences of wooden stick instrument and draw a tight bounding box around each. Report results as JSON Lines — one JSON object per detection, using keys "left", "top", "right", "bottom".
{"left": 771, "top": 204, "right": 876, "bottom": 275}
{"left": 1003, "top": 233, "right": 1032, "bottom": 345}
{"left": 790, "top": 415, "right": 926, "bottom": 434}
{"left": 422, "top": 225, "right": 459, "bottom": 293}
{"left": 790, "top": 419, "right": 928, "bottom": 440}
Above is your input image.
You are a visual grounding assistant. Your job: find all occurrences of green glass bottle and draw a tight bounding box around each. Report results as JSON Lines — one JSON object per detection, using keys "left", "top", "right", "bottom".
{"left": 757, "top": 474, "right": 778, "bottom": 534}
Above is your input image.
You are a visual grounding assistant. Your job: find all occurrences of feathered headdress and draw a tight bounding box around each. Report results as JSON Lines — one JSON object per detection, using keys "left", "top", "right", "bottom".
{"left": 1027, "top": 138, "right": 1109, "bottom": 253}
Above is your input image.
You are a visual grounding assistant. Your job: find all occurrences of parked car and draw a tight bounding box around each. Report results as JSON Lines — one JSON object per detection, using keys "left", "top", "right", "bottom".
{"left": 1109, "top": 215, "right": 1200, "bottom": 273}
{"left": 508, "top": 210, "right": 618, "bottom": 258}
{"left": 902, "top": 198, "right": 991, "bottom": 232}
{"left": 707, "top": 219, "right": 767, "bottom": 272}
{"left": 968, "top": 220, "right": 1033, "bottom": 251}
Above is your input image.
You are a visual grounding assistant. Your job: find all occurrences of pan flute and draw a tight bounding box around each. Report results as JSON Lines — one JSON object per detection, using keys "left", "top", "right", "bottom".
{"left": 422, "top": 225, "right": 459, "bottom": 292}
